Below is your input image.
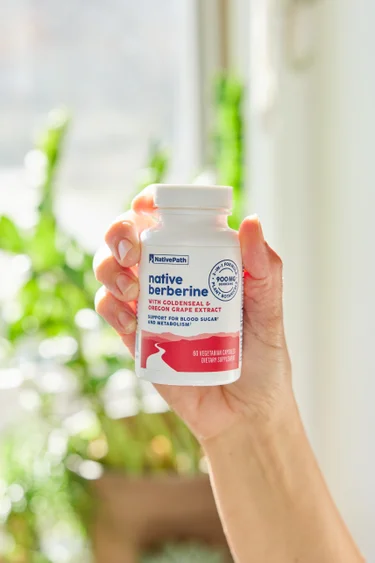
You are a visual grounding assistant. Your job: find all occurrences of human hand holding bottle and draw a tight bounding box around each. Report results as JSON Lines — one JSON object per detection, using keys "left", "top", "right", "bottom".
{"left": 94, "top": 187, "right": 364, "bottom": 563}
{"left": 94, "top": 186, "right": 289, "bottom": 441}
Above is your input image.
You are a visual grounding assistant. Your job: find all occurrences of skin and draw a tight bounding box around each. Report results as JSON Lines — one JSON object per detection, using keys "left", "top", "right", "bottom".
{"left": 94, "top": 187, "right": 364, "bottom": 563}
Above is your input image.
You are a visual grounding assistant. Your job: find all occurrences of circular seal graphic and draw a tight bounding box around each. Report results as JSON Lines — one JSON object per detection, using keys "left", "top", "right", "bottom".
{"left": 208, "top": 260, "right": 240, "bottom": 302}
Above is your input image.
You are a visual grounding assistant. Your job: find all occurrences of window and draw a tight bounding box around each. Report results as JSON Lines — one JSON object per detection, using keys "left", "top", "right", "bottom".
{"left": 0, "top": 0, "right": 201, "bottom": 247}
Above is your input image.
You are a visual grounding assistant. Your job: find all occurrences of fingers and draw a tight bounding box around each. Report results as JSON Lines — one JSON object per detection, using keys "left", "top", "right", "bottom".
{"left": 94, "top": 245, "right": 138, "bottom": 357}
{"left": 104, "top": 209, "right": 155, "bottom": 268}
{"left": 239, "top": 216, "right": 270, "bottom": 280}
{"left": 94, "top": 196, "right": 158, "bottom": 358}
{"left": 94, "top": 249, "right": 139, "bottom": 303}
{"left": 95, "top": 286, "right": 136, "bottom": 334}
{"left": 132, "top": 184, "right": 157, "bottom": 215}
{"left": 95, "top": 287, "right": 136, "bottom": 355}
{"left": 239, "top": 215, "right": 284, "bottom": 348}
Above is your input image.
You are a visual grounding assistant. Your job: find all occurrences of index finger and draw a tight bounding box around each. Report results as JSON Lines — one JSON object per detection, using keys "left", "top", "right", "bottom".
{"left": 104, "top": 208, "right": 155, "bottom": 268}
{"left": 131, "top": 184, "right": 157, "bottom": 215}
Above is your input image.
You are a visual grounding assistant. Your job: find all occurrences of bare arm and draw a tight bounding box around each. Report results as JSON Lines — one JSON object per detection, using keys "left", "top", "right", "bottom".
{"left": 95, "top": 189, "right": 364, "bottom": 563}
{"left": 204, "top": 396, "right": 364, "bottom": 563}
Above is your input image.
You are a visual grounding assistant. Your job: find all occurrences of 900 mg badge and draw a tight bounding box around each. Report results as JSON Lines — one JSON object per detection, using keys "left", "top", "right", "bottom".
{"left": 208, "top": 259, "right": 240, "bottom": 302}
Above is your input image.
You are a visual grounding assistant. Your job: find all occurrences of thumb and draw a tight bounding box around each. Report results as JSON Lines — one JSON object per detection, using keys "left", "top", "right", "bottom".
{"left": 239, "top": 215, "right": 285, "bottom": 349}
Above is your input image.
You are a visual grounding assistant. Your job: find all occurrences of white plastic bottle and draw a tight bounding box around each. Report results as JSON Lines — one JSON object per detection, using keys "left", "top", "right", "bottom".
{"left": 135, "top": 184, "right": 243, "bottom": 386}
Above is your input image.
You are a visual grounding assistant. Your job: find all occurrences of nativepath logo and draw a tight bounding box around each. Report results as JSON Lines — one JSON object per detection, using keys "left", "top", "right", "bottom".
{"left": 149, "top": 253, "right": 189, "bottom": 265}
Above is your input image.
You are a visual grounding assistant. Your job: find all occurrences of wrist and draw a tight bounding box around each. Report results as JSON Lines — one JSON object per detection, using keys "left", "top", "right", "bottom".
{"left": 202, "top": 385, "right": 299, "bottom": 462}
{"left": 202, "top": 390, "right": 363, "bottom": 563}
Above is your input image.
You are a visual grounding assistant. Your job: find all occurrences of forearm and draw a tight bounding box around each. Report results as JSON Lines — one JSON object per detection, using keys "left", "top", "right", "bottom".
{"left": 203, "top": 393, "right": 364, "bottom": 563}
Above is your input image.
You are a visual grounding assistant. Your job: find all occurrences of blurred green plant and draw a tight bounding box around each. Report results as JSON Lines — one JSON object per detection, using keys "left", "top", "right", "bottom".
{"left": 0, "top": 422, "right": 85, "bottom": 563}
{"left": 212, "top": 74, "right": 244, "bottom": 229}
{"left": 0, "top": 109, "right": 200, "bottom": 563}
{"left": 0, "top": 73, "right": 244, "bottom": 562}
{"left": 142, "top": 542, "right": 227, "bottom": 563}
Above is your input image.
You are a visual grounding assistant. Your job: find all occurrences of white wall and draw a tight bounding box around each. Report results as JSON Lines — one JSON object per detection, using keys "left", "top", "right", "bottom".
{"left": 315, "top": 1, "right": 375, "bottom": 557}
{"left": 249, "top": 0, "right": 375, "bottom": 559}
{"left": 248, "top": 0, "right": 317, "bottom": 435}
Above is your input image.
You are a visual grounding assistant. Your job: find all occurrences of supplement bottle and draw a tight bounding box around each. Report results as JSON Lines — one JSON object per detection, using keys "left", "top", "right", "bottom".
{"left": 135, "top": 184, "right": 243, "bottom": 386}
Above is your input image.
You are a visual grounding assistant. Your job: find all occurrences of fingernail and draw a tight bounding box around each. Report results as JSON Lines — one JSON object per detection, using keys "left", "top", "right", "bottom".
{"left": 118, "top": 239, "right": 133, "bottom": 262}
{"left": 249, "top": 214, "right": 264, "bottom": 241}
{"left": 118, "top": 311, "right": 136, "bottom": 334}
{"left": 257, "top": 217, "right": 265, "bottom": 240}
{"left": 117, "top": 275, "right": 138, "bottom": 300}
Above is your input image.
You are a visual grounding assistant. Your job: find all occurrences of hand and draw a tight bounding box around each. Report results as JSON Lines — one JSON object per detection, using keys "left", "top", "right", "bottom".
{"left": 94, "top": 188, "right": 292, "bottom": 443}
{"left": 95, "top": 189, "right": 364, "bottom": 563}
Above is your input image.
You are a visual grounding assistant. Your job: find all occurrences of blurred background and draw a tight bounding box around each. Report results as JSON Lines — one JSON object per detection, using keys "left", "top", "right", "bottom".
{"left": 1, "top": 0, "right": 375, "bottom": 561}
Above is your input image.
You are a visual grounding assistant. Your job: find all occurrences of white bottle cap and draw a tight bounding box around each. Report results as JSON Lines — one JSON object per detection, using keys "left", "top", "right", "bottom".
{"left": 153, "top": 184, "right": 233, "bottom": 211}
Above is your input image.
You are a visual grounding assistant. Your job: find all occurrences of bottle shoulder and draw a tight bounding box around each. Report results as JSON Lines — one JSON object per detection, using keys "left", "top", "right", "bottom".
{"left": 140, "top": 225, "right": 239, "bottom": 247}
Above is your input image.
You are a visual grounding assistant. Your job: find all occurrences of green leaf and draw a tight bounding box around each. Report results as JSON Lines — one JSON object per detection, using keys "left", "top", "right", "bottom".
{"left": 56, "top": 281, "right": 91, "bottom": 315}
{"left": 0, "top": 216, "right": 24, "bottom": 253}
{"left": 148, "top": 143, "right": 168, "bottom": 181}
{"left": 128, "top": 142, "right": 169, "bottom": 203}
{"left": 100, "top": 416, "right": 145, "bottom": 472}
{"left": 37, "top": 108, "right": 70, "bottom": 164}
{"left": 63, "top": 264, "right": 85, "bottom": 290}
{"left": 36, "top": 107, "right": 70, "bottom": 216}
{"left": 143, "top": 542, "right": 227, "bottom": 563}
{"left": 27, "top": 215, "right": 63, "bottom": 271}
{"left": 19, "top": 278, "right": 40, "bottom": 312}
{"left": 8, "top": 277, "right": 69, "bottom": 340}
{"left": 212, "top": 74, "right": 245, "bottom": 229}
